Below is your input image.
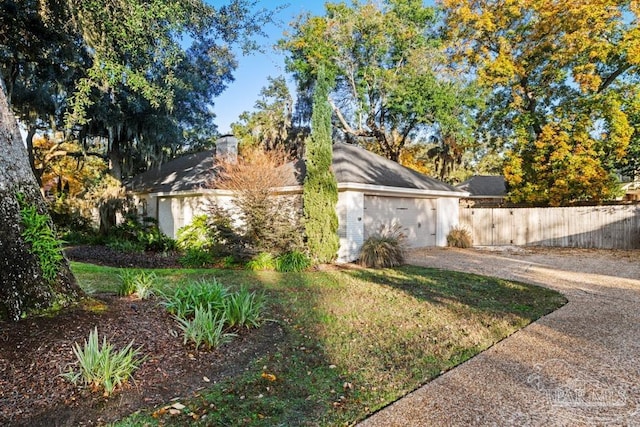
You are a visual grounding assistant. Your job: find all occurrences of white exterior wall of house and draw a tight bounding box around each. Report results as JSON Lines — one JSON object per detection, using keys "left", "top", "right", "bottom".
{"left": 134, "top": 191, "right": 235, "bottom": 238}
{"left": 336, "top": 190, "right": 365, "bottom": 262}
{"left": 134, "top": 187, "right": 463, "bottom": 263}
{"left": 436, "top": 197, "right": 460, "bottom": 246}
{"left": 335, "top": 184, "right": 464, "bottom": 262}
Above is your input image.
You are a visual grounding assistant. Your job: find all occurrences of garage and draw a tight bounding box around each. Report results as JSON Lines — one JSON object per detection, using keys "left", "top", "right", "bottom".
{"left": 130, "top": 140, "right": 469, "bottom": 262}
{"left": 363, "top": 196, "right": 437, "bottom": 247}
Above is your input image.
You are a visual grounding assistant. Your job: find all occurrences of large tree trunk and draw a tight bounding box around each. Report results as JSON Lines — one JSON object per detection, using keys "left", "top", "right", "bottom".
{"left": 0, "top": 79, "right": 83, "bottom": 321}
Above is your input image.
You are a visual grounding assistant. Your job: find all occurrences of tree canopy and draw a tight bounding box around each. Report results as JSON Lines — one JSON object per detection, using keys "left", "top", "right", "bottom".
{"left": 0, "top": 0, "right": 272, "bottom": 320}
{"left": 231, "top": 76, "right": 295, "bottom": 152}
{"left": 442, "top": 0, "right": 640, "bottom": 205}
{"left": 279, "top": 0, "right": 479, "bottom": 163}
{"left": 1, "top": 0, "right": 272, "bottom": 179}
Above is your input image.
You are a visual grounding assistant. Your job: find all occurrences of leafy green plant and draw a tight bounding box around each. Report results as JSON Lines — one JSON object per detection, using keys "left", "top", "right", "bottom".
{"left": 447, "top": 226, "right": 473, "bottom": 248}
{"left": 245, "top": 252, "right": 276, "bottom": 271}
{"left": 62, "top": 327, "right": 144, "bottom": 396}
{"left": 109, "top": 215, "right": 176, "bottom": 253}
{"left": 275, "top": 250, "right": 312, "bottom": 272}
{"left": 223, "top": 287, "right": 265, "bottom": 329}
{"left": 179, "top": 248, "right": 214, "bottom": 268}
{"left": 138, "top": 230, "right": 177, "bottom": 252}
{"left": 17, "top": 192, "right": 64, "bottom": 283}
{"left": 176, "top": 215, "right": 211, "bottom": 250}
{"left": 359, "top": 222, "right": 408, "bottom": 268}
{"left": 118, "top": 269, "right": 156, "bottom": 299}
{"left": 162, "top": 279, "right": 228, "bottom": 318}
{"left": 174, "top": 306, "right": 236, "bottom": 350}
{"left": 106, "top": 238, "right": 145, "bottom": 253}
{"left": 221, "top": 255, "right": 240, "bottom": 268}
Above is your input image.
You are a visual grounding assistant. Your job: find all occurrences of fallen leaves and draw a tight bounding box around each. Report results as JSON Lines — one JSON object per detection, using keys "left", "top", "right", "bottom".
{"left": 152, "top": 402, "right": 200, "bottom": 420}
{"left": 261, "top": 372, "right": 277, "bottom": 382}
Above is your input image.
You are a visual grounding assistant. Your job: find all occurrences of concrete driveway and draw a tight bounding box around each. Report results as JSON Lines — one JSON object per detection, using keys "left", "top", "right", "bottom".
{"left": 359, "top": 247, "right": 640, "bottom": 426}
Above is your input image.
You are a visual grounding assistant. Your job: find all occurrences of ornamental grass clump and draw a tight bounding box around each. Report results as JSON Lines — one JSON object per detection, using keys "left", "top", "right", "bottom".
{"left": 163, "top": 279, "right": 265, "bottom": 349}
{"left": 359, "top": 222, "right": 408, "bottom": 268}
{"left": 275, "top": 250, "right": 312, "bottom": 272}
{"left": 447, "top": 226, "right": 473, "bottom": 248}
{"left": 245, "top": 252, "right": 276, "bottom": 271}
{"left": 118, "top": 269, "right": 156, "bottom": 299}
{"left": 162, "top": 278, "right": 228, "bottom": 318}
{"left": 174, "top": 306, "right": 236, "bottom": 350}
{"left": 223, "top": 287, "right": 265, "bottom": 329}
{"left": 62, "top": 327, "right": 144, "bottom": 396}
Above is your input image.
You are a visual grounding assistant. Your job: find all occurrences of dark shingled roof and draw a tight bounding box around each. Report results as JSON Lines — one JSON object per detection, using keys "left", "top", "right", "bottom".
{"left": 456, "top": 175, "right": 507, "bottom": 197}
{"left": 129, "top": 142, "right": 463, "bottom": 194}
{"left": 127, "top": 150, "right": 215, "bottom": 193}
{"left": 314, "top": 142, "right": 461, "bottom": 192}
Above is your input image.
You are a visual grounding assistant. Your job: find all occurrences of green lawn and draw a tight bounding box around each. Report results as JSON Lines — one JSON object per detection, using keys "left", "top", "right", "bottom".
{"left": 71, "top": 262, "right": 566, "bottom": 426}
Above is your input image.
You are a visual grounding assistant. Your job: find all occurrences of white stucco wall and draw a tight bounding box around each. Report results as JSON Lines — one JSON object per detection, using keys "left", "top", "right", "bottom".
{"left": 133, "top": 186, "right": 463, "bottom": 262}
{"left": 436, "top": 197, "right": 460, "bottom": 246}
{"left": 336, "top": 190, "right": 364, "bottom": 263}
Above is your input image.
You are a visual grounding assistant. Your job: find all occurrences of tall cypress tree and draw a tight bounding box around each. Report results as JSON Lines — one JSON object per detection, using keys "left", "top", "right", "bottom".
{"left": 303, "top": 67, "right": 339, "bottom": 263}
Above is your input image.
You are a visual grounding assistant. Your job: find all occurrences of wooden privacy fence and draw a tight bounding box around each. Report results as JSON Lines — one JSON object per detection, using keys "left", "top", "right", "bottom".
{"left": 459, "top": 205, "right": 640, "bottom": 249}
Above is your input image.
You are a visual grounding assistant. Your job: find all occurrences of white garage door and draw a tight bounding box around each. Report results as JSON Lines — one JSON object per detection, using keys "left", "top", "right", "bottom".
{"left": 363, "top": 196, "right": 437, "bottom": 247}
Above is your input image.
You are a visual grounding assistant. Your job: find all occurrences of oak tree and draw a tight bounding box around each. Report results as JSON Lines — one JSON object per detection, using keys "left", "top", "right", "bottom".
{"left": 280, "top": 0, "right": 478, "bottom": 163}
{"left": 0, "top": 0, "right": 270, "bottom": 320}
{"left": 442, "top": 0, "right": 640, "bottom": 205}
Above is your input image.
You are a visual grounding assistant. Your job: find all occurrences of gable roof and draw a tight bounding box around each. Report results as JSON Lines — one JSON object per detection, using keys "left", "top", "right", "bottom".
{"left": 129, "top": 141, "right": 464, "bottom": 195}
{"left": 321, "top": 142, "right": 460, "bottom": 192}
{"left": 127, "top": 150, "right": 215, "bottom": 193}
{"left": 456, "top": 175, "right": 507, "bottom": 197}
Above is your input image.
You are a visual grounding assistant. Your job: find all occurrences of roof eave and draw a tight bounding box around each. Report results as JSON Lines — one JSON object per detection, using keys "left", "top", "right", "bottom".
{"left": 133, "top": 183, "right": 468, "bottom": 199}
{"left": 338, "top": 182, "right": 468, "bottom": 198}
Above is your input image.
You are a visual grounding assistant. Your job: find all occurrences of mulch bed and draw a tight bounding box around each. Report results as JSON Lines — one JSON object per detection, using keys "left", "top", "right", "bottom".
{"left": 64, "top": 245, "right": 183, "bottom": 269}
{"left": 0, "top": 246, "right": 284, "bottom": 426}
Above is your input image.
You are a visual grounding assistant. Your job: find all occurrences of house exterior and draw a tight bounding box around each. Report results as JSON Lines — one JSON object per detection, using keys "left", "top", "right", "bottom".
{"left": 127, "top": 137, "right": 468, "bottom": 262}
{"left": 456, "top": 175, "right": 507, "bottom": 208}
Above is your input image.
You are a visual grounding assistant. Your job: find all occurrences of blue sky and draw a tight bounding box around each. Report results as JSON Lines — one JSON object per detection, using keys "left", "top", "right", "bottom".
{"left": 211, "top": 1, "right": 326, "bottom": 134}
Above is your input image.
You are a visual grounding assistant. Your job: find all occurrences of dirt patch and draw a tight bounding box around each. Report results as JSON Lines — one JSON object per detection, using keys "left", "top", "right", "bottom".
{"left": 0, "top": 247, "right": 285, "bottom": 426}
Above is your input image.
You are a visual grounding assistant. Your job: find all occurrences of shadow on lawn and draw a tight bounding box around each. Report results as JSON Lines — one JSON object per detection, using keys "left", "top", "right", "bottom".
{"left": 343, "top": 265, "right": 567, "bottom": 322}
{"left": 166, "top": 270, "right": 356, "bottom": 426}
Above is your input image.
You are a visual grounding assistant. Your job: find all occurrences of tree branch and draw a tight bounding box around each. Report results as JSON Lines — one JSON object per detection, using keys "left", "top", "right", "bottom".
{"left": 598, "top": 63, "right": 633, "bottom": 94}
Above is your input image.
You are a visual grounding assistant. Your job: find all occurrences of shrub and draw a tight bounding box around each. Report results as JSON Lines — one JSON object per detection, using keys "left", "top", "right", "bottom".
{"left": 176, "top": 215, "right": 211, "bottom": 250}
{"left": 174, "top": 306, "right": 236, "bottom": 350}
{"left": 62, "top": 328, "right": 144, "bottom": 395}
{"left": 359, "top": 222, "right": 407, "bottom": 268}
{"left": 162, "top": 279, "right": 228, "bottom": 318}
{"left": 221, "top": 255, "right": 239, "bottom": 269}
{"left": 139, "top": 230, "right": 177, "bottom": 252}
{"left": 276, "top": 250, "right": 312, "bottom": 272}
{"left": 17, "top": 192, "right": 64, "bottom": 283}
{"left": 223, "top": 287, "right": 265, "bottom": 329}
{"left": 447, "top": 226, "right": 473, "bottom": 248}
{"left": 118, "top": 269, "right": 156, "bottom": 299}
{"left": 179, "top": 248, "right": 214, "bottom": 268}
{"left": 48, "top": 194, "right": 97, "bottom": 240}
{"left": 106, "top": 237, "right": 145, "bottom": 253}
{"left": 245, "top": 252, "right": 276, "bottom": 271}
{"left": 212, "top": 147, "right": 304, "bottom": 257}
{"left": 303, "top": 66, "right": 340, "bottom": 263}
{"left": 109, "top": 215, "right": 176, "bottom": 253}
